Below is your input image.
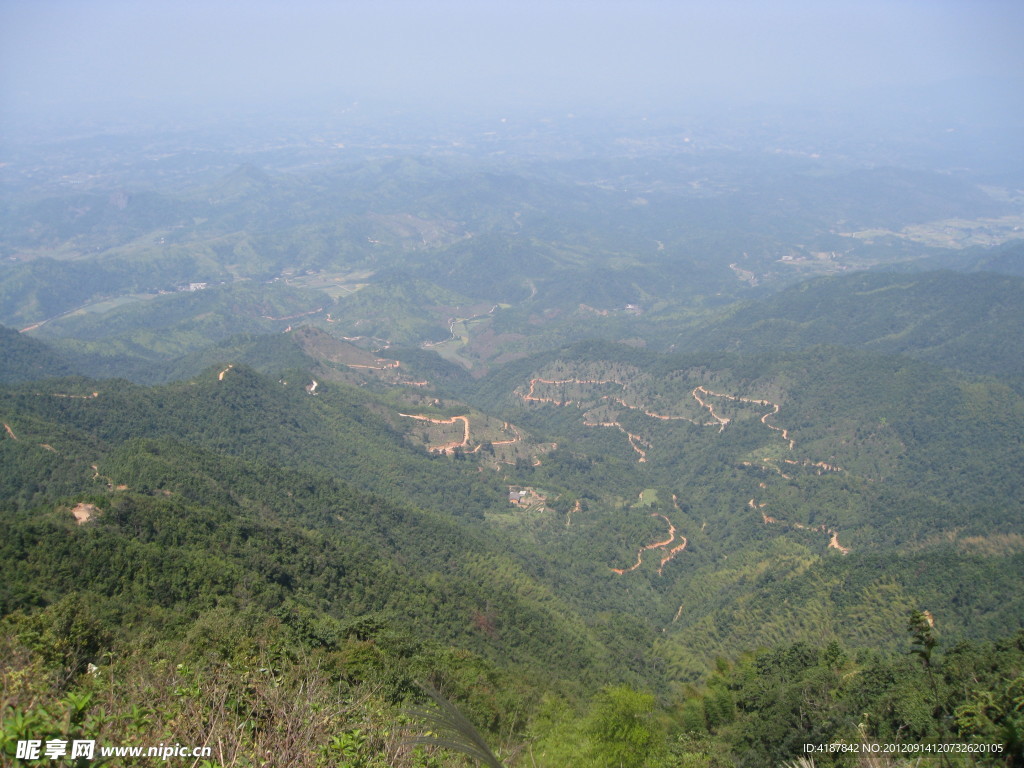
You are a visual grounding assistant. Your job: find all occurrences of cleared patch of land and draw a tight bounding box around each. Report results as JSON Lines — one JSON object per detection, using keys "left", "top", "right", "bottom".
{"left": 70, "top": 502, "right": 99, "bottom": 524}
{"left": 286, "top": 269, "right": 373, "bottom": 299}
{"left": 839, "top": 213, "right": 1024, "bottom": 250}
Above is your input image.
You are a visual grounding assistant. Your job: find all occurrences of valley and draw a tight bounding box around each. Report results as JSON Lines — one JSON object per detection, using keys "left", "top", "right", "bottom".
{"left": 1, "top": 110, "right": 1023, "bottom": 768}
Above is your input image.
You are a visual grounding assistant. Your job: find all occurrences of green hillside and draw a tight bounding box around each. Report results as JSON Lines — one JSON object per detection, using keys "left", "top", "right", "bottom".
{"left": 3, "top": 124, "right": 1024, "bottom": 766}
{"left": 461, "top": 342, "right": 1024, "bottom": 667}
{"left": 0, "top": 325, "right": 75, "bottom": 383}
{"left": 3, "top": 344, "right": 1023, "bottom": 766}
{"left": 667, "top": 270, "right": 1024, "bottom": 380}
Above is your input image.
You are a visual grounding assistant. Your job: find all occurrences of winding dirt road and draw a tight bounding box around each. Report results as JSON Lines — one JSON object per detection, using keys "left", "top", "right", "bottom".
{"left": 828, "top": 530, "right": 851, "bottom": 554}
{"left": 582, "top": 414, "right": 651, "bottom": 461}
{"left": 491, "top": 422, "right": 524, "bottom": 447}
{"left": 521, "top": 373, "right": 852, "bottom": 556}
{"left": 751, "top": 497, "right": 850, "bottom": 554}
{"left": 611, "top": 513, "right": 677, "bottom": 574}
{"left": 566, "top": 499, "right": 581, "bottom": 528}
{"left": 520, "top": 377, "right": 622, "bottom": 407}
{"left": 401, "top": 413, "right": 529, "bottom": 457}
{"left": 657, "top": 539, "right": 689, "bottom": 576}
{"left": 692, "top": 386, "right": 793, "bottom": 448}
{"left": 519, "top": 377, "right": 795, "bottom": 460}
{"left": 399, "top": 413, "right": 471, "bottom": 454}
{"left": 423, "top": 304, "right": 501, "bottom": 348}
{"left": 656, "top": 494, "right": 690, "bottom": 575}
{"left": 92, "top": 464, "right": 128, "bottom": 492}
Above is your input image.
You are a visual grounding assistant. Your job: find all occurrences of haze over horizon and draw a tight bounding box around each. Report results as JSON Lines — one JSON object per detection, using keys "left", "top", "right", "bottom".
{"left": 2, "top": 0, "right": 1023, "bottom": 135}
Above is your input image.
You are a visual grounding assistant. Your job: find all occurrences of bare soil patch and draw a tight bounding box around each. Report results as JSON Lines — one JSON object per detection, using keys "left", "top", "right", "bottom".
{"left": 71, "top": 503, "right": 99, "bottom": 525}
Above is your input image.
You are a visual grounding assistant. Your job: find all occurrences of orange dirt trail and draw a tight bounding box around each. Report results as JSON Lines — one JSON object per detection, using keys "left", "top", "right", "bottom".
{"left": 520, "top": 377, "right": 623, "bottom": 407}
{"left": 491, "top": 422, "right": 524, "bottom": 447}
{"left": 752, "top": 498, "right": 850, "bottom": 554}
{"left": 582, "top": 414, "right": 650, "bottom": 462}
{"left": 656, "top": 494, "right": 689, "bottom": 574}
{"left": 693, "top": 386, "right": 793, "bottom": 447}
{"left": 657, "top": 539, "right": 688, "bottom": 576}
{"left": 566, "top": 499, "right": 581, "bottom": 528}
{"left": 518, "top": 377, "right": 792, "bottom": 460}
{"left": 828, "top": 530, "right": 851, "bottom": 555}
{"left": 399, "top": 413, "right": 471, "bottom": 454}
{"left": 610, "top": 513, "right": 676, "bottom": 574}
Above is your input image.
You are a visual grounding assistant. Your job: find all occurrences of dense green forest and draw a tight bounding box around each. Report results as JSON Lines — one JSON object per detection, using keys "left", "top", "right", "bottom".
{"left": 3, "top": 330, "right": 1023, "bottom": 765}
{"left": 3, "top": 119, "right": 1024, "bottom": 766}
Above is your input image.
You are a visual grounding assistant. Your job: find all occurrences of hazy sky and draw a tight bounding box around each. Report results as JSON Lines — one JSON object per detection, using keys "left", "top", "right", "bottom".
{"left": 2, "top": 0, "right": 1023, "bottom": 125}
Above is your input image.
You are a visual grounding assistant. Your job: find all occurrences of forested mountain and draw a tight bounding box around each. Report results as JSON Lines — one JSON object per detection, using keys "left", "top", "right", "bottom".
{"left": 0, "top": 324, "right": 75, "bottom": 383}
{"left": 0, "top": 378, "right": 615, "bottom": 680}
{"left": 4, "top": 325, "right": 1023, "bottom": 765}
{"left": 3, "top": 110, "right": 1024, "bottom": 767}
{"left": 665, "top": 270, "right": 1024, "bottom": 381}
